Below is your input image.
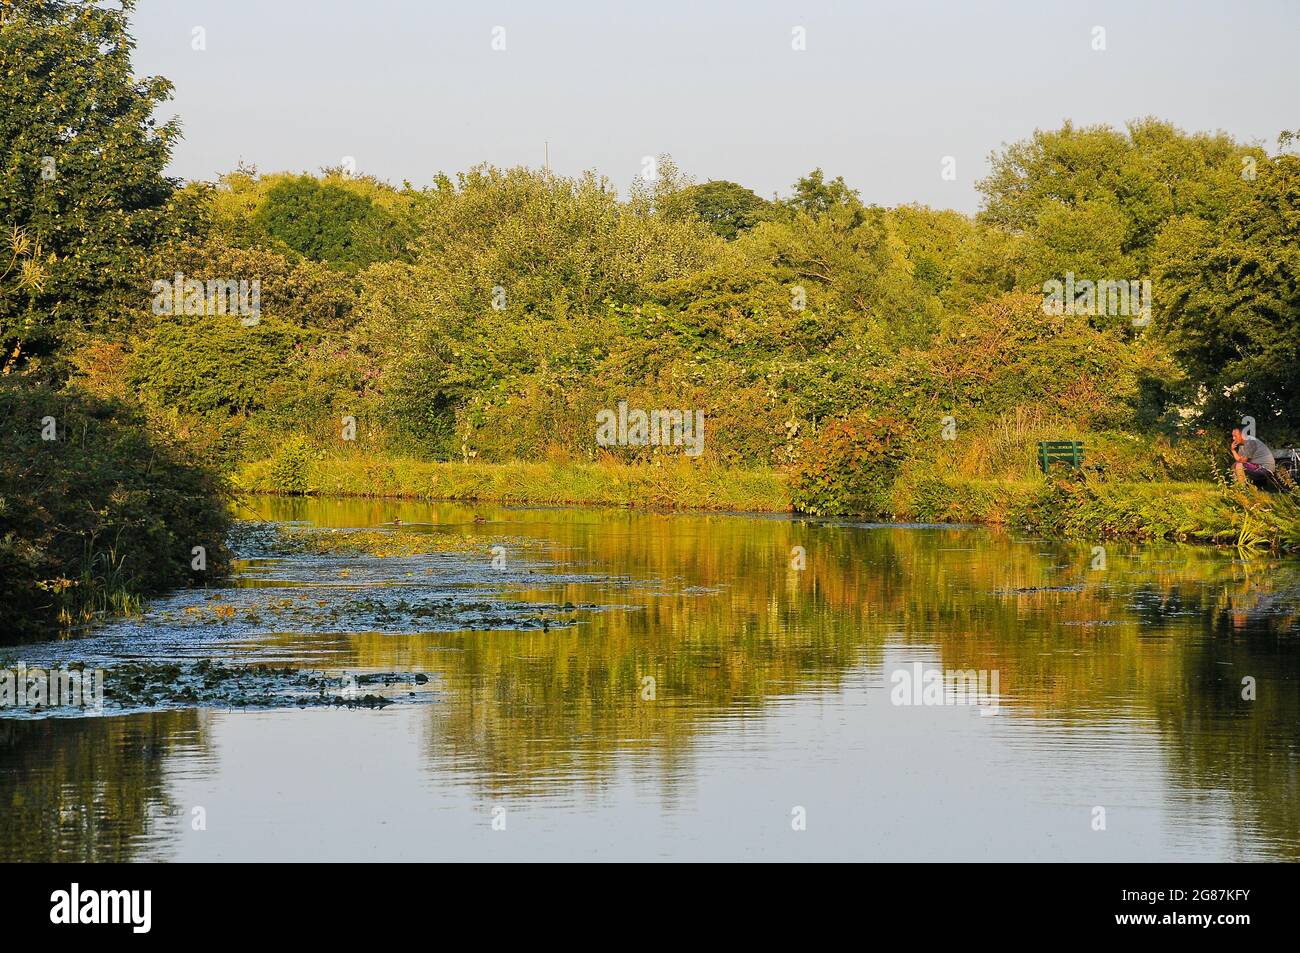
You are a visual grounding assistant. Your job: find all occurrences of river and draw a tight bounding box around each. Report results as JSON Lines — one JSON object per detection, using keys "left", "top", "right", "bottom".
{"left": 1, "top": 496, "right": 1296, "bottom": 861}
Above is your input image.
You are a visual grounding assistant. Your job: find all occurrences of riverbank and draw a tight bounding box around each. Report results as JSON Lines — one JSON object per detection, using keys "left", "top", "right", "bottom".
{"left": 235, "top": 452, "right": 1299, "bottom": 553}
{"left": 236, "top": 452, "right": 791, "bottom": 512}
{"left": 895, "top": 474, "right": 1299, "bottom": 551}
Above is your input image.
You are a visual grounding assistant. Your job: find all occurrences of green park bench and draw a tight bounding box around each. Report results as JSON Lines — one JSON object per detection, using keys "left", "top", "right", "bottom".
{"left": 1038, "top": 440, "right": 1085, "bottom": 474}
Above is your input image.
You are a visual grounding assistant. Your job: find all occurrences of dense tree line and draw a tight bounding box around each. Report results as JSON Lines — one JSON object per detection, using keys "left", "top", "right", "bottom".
{"left": 103, "top": 123, "right": 1296, "bottom": 473}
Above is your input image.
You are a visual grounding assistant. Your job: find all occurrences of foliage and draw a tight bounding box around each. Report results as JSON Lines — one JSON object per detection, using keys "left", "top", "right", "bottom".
{"left": 977, "top": 118, "right": 1259, "bottom": 275}
{"left": 205, "top": 168, "right": 417, "bottom": 266}
{"left": 126, "top": 316, "right": 311, "bottom": 417}
{"left": 351, "top": 165, "right": 721, "bottom": 456}
{"left": 254, "top": 174, "right": 395, "bottom": 271}
{"left": 789, "top": 414, "right": 907, "bottom": 517}
{"left": 266, "top": 434, "right": 317, "bottom": 495}
{"left": 1152, "top": 153, "right": 1300, "bottom": 433}
{"left": 678, "top": 180, "right": 773, "bottom": 239}
{"left": 112, "top": 119, "right": 1294, "bottom": 487}
{"left": 784, "top": 168, "right": 864, "bottom": 221}
{"left": 0, "top": 378, "right": 231, "bottom": 639}
{"left": 0, "top": 0, "right": 177, "bottom": 367}
{"left": 148, "top": 235, "right": 358, "bottom": 332}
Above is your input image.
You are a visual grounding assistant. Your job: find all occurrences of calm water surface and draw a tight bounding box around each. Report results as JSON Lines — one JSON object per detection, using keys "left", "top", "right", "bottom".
{"left": 2, "top": 497, "right": 1297, "bottom": 861}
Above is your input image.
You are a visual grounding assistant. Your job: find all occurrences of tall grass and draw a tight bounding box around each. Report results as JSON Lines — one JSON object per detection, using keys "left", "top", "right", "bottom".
{"left": 237, "top": 450, "right": 791, "bottom": 513}
{"left": 932, "top": 408, "right": 1212, "bottom": 483}
{"left": 895, "top": 471, "right": 1299, "bottom": 552}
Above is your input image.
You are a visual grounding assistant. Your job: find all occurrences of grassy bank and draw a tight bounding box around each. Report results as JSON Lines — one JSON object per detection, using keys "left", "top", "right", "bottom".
{"left": 236, "top": 450, "right": 791, "bottom": 512}
{"left": 895, "top": 474, "right": 1300, "bottom": 552}
{"left": 237, "top": 449, "right": 1300, "bottom": 553}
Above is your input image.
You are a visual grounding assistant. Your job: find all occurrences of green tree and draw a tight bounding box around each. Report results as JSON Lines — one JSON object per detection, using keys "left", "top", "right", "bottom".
{"left": 678, "top": 180, "right": 772, "bottom": 240}
{"left": 1017, "top": 198, "right": 1134, "bottom": 289}
{"left": 151, "top": 235, "right": 357, "bottom": 332}
{"left": 127, "top": 317, "right": 311, "bottom": 417}
{"left": 784, "top": 168, "right": 863, "bottom": 221}
{"left": 1152, "top": 153, "right": 1300, "bottom": 431}
{"left": 977, "top": 119, "right": 1259, "bottom": 276}
{"left": 0, "top": 0, "right": 178, "bottom": 368}
{"left": 254, "top": 174, "right": 393, "bottom": 271}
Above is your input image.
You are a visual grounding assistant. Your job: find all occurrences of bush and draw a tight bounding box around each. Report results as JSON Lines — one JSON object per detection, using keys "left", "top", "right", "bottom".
{"left": 789, "top": 414, "right": 907, "bottom": 516}
{"left": 266, "top": 434, "right": 318, "bottom": 494}
{"left": 0, "top": 380, "right": 232, "bottom": 639}
{"left": 126, "top": 316, "right": 310, "bottom": 417}
{"left": 254, "top": 175, "right": 391, "bottom": 271}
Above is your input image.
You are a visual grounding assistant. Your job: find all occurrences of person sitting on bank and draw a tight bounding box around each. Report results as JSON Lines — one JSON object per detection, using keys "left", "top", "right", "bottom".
{"left": 1231, "top": 428, "right": 1277, "bottom": 489}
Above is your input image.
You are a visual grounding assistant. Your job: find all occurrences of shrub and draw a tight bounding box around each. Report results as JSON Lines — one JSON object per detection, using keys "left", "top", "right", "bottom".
{"left": 254, "top": 175, "right": 390, "bottom": 271}
{"left": 267, "top": 434, "right": 317, "bottom": 494}
{"left": 789, "top": 414, "right": 907, "bottom": 517}
{"left": 0, "top": 379, "right": 231, "bottom": 639}
{"left": 126, "top": 316, "right": 310, "bottom": 417}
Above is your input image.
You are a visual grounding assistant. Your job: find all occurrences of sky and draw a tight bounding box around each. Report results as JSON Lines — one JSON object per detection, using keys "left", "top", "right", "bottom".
{"left": 128, "top": 0, "right": 1299, "bottom": 213}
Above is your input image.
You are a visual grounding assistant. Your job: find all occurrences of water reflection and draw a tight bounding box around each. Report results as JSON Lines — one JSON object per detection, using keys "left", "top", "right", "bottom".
{"left": 1, "top": 496, "right": 1296, "bottom": 860}
{"left": 0, "top": 713, "right": 206, "bottom": 861}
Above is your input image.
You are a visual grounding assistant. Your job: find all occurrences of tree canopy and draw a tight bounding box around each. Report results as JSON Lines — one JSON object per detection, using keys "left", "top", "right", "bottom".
{"left": 678, "top": 180, "right": 772, "bottom": 240}
{"left": 0, "top": 0, "right": 177, "bottom": 370}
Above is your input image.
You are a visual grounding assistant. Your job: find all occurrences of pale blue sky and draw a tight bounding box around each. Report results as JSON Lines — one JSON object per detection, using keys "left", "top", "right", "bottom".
{"left": 130, "top": 0, "right": 1299, "bottom": 212}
